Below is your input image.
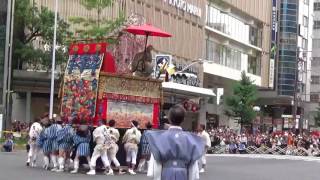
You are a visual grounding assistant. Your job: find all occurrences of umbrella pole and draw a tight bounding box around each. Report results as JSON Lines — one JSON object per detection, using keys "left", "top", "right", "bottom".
{"left": 142, "top": 34, "right": 149, "bottom": 71}
{"left": 144, "top": 34, "right": 149, "bottom": 52}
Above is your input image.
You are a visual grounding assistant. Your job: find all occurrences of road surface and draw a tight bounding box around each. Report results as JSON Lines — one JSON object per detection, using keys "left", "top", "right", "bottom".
{"left": 0, "top": 152, "right": 319, "bottom": 180}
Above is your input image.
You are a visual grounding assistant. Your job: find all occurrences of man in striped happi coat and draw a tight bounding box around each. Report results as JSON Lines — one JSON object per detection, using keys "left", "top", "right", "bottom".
{"left": 37, "top": 117, "right": 55, "bottom": 170}
{"left": 106, "top": 119, "right": 124, "bottom": 175}
{"left": 70, "top": 123, "right": 91, "bottom": 174}
{"left": 87, "top": 120, "right": 111, "bottom": 175}
{"left": 137, "top": 122, "right": 153, "bottom": 173}
{"left": 49, "top": 116, "right": 63, "bottom": 172}
{"left": 56, "top": 118, "right": 75, "bottom": 172}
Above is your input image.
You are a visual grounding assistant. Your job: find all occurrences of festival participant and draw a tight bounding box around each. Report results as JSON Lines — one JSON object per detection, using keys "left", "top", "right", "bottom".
{"left": 122, "top": 120, "right": 142, "bottom": 175}
{"left": 198, "top": 124, "right": 211, "bottom": 173}
{"left": 106, "top": 119, "right": 124, "bottom": 175}
{"left": 56, "top": 117, "right": 75, "bottom": 172}
{"left": 70, "top": 121, "right": 91, "bottom": 174}
{"left": 86, "top": 120, "right": 111, "bottom": 175}
{"left": 137, "top": 122, "right": 153, "bottom": 173}
{"left": 146, "top": 105, "right": 204, "bottom": 180}
{"left": 49, "top": 115, "right": 63, "bottom": 172}
{"left": 37, "top": 116, "right": 52, "bottom": 170}
{"left": 26, "top": 117, "right": 43, "bottom": 167}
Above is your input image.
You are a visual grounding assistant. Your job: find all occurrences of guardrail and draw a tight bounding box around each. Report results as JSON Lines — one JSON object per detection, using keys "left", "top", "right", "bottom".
{"left": 208, "top": 145, "right": 320, "bottom": 157}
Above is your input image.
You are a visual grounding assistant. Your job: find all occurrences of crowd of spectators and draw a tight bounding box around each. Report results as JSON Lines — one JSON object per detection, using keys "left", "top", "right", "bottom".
{"left": 207, "top": 127, "right": 320, "bottom": 156}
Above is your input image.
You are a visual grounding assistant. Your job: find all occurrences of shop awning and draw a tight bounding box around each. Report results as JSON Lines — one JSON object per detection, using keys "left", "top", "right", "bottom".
{"left": 162, "top": 82, "right": 216, "bottom": 97}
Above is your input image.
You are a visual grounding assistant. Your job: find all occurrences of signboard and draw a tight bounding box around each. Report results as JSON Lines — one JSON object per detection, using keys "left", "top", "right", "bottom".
{"left": 97, "top": 73, "right": 162, "bottom": 128}
{"left": 269, "top": 59, "right": 275, "bottom": 88}
{"left": 155, "top": 54, "right": 172, "bottom": 79}
{"left": 271, "top": 0, "right": 277, "bottom": 43}
{"left": 164, "top": 0, "right": 202, "bottom": 17}
{"left": 269, "top": 0, "right": 277, "bottom": 89}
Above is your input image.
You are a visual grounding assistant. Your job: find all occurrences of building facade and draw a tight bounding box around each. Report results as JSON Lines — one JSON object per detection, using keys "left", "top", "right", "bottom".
{"left": 202, "top": 0, "right": 271, "bottom": 129}
{"left": 258, "top": 0, "right": 313, "bottom": 132}
{"left": 10, "top": 0, "right": 274, "bottom": 131}
{"left": 305, "top": 0, "right": 320, "bottom": 128}
{"left": 11, "top": 0, "right": 211, "bottom": 130}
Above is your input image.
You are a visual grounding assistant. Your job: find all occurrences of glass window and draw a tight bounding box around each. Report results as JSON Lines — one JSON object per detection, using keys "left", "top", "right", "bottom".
{"left": 313, "top": 39, "right": 320, "bottom": 48}
{"left": 311, "top": 94, "right": 319, "bottom": 103}
{"left": 311, "top": 58, "right": 320, "bottom": 66}
{"left": 303, "top": 16, "right": 308, "bottom": 27}
{"left": 302, "top": 38, "right": 307, "bottom": 50}
{"left": 281, "top": 20, "right": 298, "bottom": 27}
{"left": 312, "top": 76, "right": 320, "bottom": 84}
{"left": 206, "top": 39, "right": 213, "bottom": 62}
{"left": 281, "top": 3, "right": 297, "bottom": 9}
{"left": 281, "top": 9, "right": 298, "bottom": 16}
{"left": 314, "top": 21, "right": 320, "bottom": 29}
{"left": 279, "top": 50, "right": 297, "bottom": 56}
{"left": 247, "top": 55, "right": 261, "bottom": 75}
{"left": 314, "top": 2, "right": 320, "bottom": 11}
{"left": 278, "top": 85, "right": 295, "bottom": 91}
{"left": 280, "top": 15, "right": 297, "bottom": 22}
{"left": 206, "top": 5, "right": 259, "bottom": 47}
{"left": 205, "top": 40, "right": 243, "bottom": 70}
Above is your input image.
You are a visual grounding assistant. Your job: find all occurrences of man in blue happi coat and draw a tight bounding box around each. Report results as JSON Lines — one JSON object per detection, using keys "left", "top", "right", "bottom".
{"left": 71, "top": 121, "right": 91, "bottom": 174}
{"left": 146, "top": 105, "right": 204, "bottom": 180}
{"left": 37, "top": 115, "right": 62, "bottom": 170}
{"left": 50, "top": 115, "right": 63, "bottom": 171}
{"left": 56, "top": 117, "right": 75, "bottom": 172}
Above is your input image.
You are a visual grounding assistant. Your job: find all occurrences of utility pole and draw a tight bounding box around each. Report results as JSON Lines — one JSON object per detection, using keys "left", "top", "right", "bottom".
{"left": 292, "top": 47, "right": 299, "bottom": 134}
{"left": 49, "top": 0, "right": 58, "bottom": 120}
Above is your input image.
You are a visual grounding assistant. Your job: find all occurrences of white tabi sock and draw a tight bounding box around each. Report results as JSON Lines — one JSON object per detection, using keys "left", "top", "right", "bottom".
{"left": 50, "top": 154, "right": 58, "bottom": 168}
{"left": 73, "top": 159, "right": 79, "bottom": 170}
{"left": 44, "top": 156, "right": 50, "bottom": 167}
{"left": 58, "top": 157, "right": 65, "bottom": 170}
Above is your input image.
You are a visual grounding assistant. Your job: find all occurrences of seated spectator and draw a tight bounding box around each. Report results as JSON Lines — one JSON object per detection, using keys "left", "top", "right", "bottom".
{"left": 2, "top": 135, "right": 14, "bottom": 152}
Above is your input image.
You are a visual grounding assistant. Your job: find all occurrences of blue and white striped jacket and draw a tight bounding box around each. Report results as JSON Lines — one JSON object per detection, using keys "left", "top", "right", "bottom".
{"left": 57, "top": 124, "right": 74, "bottom": 150}
{"left": 37, "top": 124, "right": 61, "bottom": 154}
{"left": 73, "top": 132, "right": 91, "bottom": 157}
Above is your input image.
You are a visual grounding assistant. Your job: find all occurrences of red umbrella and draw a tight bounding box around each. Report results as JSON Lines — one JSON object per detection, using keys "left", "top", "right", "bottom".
{"left": 125, "top": 24, "right": 172, "bottom": 51}
{"left": 125, "top": 24, "right": 172, "bottom": 37}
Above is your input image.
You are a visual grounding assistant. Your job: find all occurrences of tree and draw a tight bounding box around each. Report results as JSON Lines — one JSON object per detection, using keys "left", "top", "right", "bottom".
{"left": 69, "top": 0, "right": 125, "bottom": 41}
{"left": 225, "top": 71, "right": 258, "bottom": 130}
{"left": 314, "top": 107, "right": 320, "bottom": 127}
{"left": 13, "top": 0, "right": 70, "bottom": 70}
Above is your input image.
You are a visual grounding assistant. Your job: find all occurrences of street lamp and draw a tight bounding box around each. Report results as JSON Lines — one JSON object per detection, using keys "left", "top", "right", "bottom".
{"left": 253, "top": 106, "right": 261, "bottom": 112}
{"left": 175, "top": 59, "right": 213, "bottom": 73}
{"left": 49, "top": 0, "right": 59, "bottom": 120}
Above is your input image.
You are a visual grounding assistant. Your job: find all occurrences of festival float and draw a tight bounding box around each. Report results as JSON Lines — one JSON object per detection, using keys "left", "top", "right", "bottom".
{"left": 60, "top": 15, "right": 172, "bottom": 129}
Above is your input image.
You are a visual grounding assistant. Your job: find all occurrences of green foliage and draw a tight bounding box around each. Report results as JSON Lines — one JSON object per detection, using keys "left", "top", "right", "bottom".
{"left": 80, "top": 0, "right": 113, "bottom": 11}
{"left": 69, "top": 0, "right": 125, "bottom": 41}
{"left": 13, "top": 0, "right": 70, "bottom": 70}
{"left": 314, "top": 107, "right": 320, "bottom": 127}
{"left": 225, "top": 71, "right": 258, "bottom": 126}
